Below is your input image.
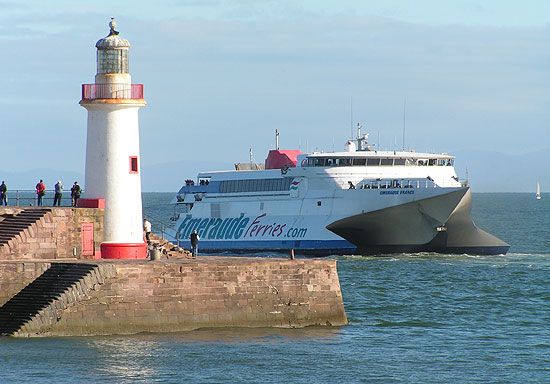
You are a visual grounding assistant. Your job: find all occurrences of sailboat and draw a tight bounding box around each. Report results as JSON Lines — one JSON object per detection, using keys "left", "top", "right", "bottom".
{"left": 536, "top": 181, "right": 541, "bottom": 200}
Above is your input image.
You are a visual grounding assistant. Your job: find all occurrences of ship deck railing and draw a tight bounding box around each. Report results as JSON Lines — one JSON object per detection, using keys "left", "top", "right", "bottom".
{"left": 353, "top": 178, "right": 467, "bottom": 190}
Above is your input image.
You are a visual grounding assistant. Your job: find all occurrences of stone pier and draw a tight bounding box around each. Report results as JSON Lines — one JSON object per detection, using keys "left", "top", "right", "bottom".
{"left": 0, "top": 258, "right": 347, "bottom": 337}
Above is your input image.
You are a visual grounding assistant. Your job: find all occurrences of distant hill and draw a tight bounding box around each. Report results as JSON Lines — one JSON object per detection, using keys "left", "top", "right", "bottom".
{"left": 140, "top": 160, "right": 234, "bottom": 192}
{"left": 1, "top": 150, "right": 547, "bottom": 193}
{"left": 0, "top": 169, "right": 84, "bottom": 191}
{"left": 453, "top": 148, "right": 549, "bottom": 193}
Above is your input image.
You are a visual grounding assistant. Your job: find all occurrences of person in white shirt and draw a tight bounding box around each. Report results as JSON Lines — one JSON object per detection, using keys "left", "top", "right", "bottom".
{"left": 143, "top": 218, "right": 152, "bottom": 245}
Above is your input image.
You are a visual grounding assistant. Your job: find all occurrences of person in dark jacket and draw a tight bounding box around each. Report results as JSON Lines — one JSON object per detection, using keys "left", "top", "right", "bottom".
{"left": 71, "top": 181, "right": 82, "bottom": 207}
{"left": 190, "top": 230, "right": 200, "bottom": 257}
{"left": 0, "top": 181, "right": 7, "bottom": 206}
{"left": 53, "top": 180, "right": 63, "bottom": 206}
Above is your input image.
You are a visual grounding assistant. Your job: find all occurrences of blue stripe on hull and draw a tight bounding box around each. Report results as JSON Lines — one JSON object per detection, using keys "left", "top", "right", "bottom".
{"left": 173, "top": 239, "right": 356, "bottom": 256}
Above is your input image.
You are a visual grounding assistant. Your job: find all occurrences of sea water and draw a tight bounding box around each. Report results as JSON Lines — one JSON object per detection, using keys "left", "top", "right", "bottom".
{"left": 1, "top": 193, "right": 549, "bottom": 383}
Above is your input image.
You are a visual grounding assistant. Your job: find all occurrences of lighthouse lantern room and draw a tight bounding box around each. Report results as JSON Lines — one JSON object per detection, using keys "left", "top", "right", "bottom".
{"left": 80, "top": 19, "right": 147, "bottom": 259}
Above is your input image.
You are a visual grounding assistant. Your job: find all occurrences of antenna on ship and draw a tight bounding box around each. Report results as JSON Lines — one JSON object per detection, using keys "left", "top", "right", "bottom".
{"left": 402, "top": 97, "right": 406, "bottom": 151}
{"left": 356, "top": 122, "right": 362, "bottom": 150}
{"left": 350, "top": 96, "right": 354, "bottom": 141}
{"left": 275, "top": 129, "right": 279, "bottom": 150}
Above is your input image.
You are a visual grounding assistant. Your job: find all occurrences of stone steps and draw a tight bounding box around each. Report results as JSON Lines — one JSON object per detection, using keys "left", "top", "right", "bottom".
{"left": 0, "top": 208, "right": 51, "bottom": 249}
{"left": 149, "top": 233, "right": 192, "bottom": 259}
{"left": 0, "top": 262, "right": 108, "bottom": 336}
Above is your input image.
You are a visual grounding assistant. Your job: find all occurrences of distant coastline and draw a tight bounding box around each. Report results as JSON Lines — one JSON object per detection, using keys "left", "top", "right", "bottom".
{"left": 1, "top": 148, "right": 547, "bottom": 193}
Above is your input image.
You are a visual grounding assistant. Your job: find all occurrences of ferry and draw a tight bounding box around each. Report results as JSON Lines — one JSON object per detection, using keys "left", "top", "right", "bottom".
{"left": 170, "top": 128, "right": 509, "bottom": 256}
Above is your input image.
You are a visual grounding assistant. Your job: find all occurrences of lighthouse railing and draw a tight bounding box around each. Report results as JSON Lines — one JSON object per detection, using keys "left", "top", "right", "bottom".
{"left": 81, "top": 83, "right": 144, "bottom": 100}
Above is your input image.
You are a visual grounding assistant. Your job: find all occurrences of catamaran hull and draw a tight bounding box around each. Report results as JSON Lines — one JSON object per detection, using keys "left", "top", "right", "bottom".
{"left": 172, "top": 187, "right": 508, "bottom": 256}
{"left": 423, "top": 189, "right": 510, "bottom": 255}
{"left": 326, "top": 188, "right": 467, "bottom": 247}
{"left": 326, "top": 188, "right": 509, "bottom": 255}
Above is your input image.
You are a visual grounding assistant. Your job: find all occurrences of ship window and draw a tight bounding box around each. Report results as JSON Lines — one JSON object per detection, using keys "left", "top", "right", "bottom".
{"left": 326, "top": 158, "right": 337, "bottom": 166}
{"left": 352, "top": 158, "right": 366, "bottom": 166}
{"left": 428, "top": 159, "right": 437, "bottom": 166}
{"left": 447, "top": 159, "right": 454, "bottom": 166}
{"left": 367, "top": 158, "right": 380, "bottom": 166}
{"left": 211, "top": 203, "right": 221, "bottom": 218}
{"left": 437, "top": 159, "right": 446, "bottom": 166}
{"left": 313, "top": 158, "right": 325, "bottom": 166}
{"left": 380, "top": 158, "right": 393, "bottom": 166}
{"left": 394, "top": 158, "right": 406, "bottom": 166}
{"left": 339, "top": 158, "right": 352, "bottom": 166}
{"left": 418, "top": 159, "right": 428, "bottom": 166}
{"left": 220, "top": 178, "right": 292, "bottom": 193}
{"left": 405, "top": 158, "right": 416, "bottom": 166}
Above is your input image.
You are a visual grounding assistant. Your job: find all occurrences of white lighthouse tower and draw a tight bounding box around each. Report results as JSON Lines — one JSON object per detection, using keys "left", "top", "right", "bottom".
{"left": 80, "top": 19, "right": 147, "bottom": 259}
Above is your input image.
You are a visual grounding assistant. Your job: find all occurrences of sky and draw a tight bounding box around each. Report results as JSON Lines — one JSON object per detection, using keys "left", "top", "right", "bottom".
{"left": 1, "top": 1, "right": 549, "bottom": 190}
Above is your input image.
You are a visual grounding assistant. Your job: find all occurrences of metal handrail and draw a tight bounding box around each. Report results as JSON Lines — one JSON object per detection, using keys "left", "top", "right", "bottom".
{"left": 357, "top": 178, "right": 456, "bottom": 190}
{"left": 0, "top": 189, "right": 83, "bottom": 207}
{"left": 143, "top": 212, "right": 181, "bottom": 246}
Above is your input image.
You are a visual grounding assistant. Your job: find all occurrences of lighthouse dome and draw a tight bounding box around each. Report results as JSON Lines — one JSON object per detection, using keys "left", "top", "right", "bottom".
{"left": 95, "top": 18, "right": 130, "bottom": 49}
{"left": 96, "top": 34, "right": 130, "bottom": 49}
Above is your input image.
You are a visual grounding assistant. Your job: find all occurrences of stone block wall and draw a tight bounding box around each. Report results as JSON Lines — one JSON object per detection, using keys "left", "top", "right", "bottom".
{"left": 10, "top": 258, "right": 347, "bottom": 337}
{"left": 0, "top": 262, "right": 50, "bottom": 306}
{"left": 0, "top": 207, "right": 104, "bottom": 260}
{"left": 50, "top": 208, "right": 104, "bottom": 259}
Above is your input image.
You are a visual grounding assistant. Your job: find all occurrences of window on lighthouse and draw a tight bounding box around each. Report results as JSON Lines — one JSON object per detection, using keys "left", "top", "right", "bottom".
{"left": 130, "top": 156, "right": 138, "bottom": 174}
{"left": 97, "top": 49, "right": 129, "bottom": 74}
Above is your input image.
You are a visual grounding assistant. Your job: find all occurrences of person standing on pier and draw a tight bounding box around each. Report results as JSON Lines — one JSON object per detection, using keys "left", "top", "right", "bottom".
{"left": 0, "top": 181, "right": 7, "bottom": 206}
{"left": 71, "top": 181, "right": 81, "bottom": 207}
{"left": 143, "top": 218, "right": 152, "bottom": 245}
{"left": 190, "top": 230, "right": 200, "bottom": 257}
{"left": 53, "top": 180, "right": 63, "bottom": 206}
{"left": 35, "top": 179, "right": 46, "bottom": 206}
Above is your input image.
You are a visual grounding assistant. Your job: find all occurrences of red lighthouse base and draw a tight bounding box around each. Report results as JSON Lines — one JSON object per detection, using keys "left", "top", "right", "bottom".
{"left": 100, "top": 242, "right": 147, "bottom": 259}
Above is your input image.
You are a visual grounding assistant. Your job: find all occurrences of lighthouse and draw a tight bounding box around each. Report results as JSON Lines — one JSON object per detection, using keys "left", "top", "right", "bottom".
{"left": 80, "top": 19, "right": 147, "bottom": 259}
